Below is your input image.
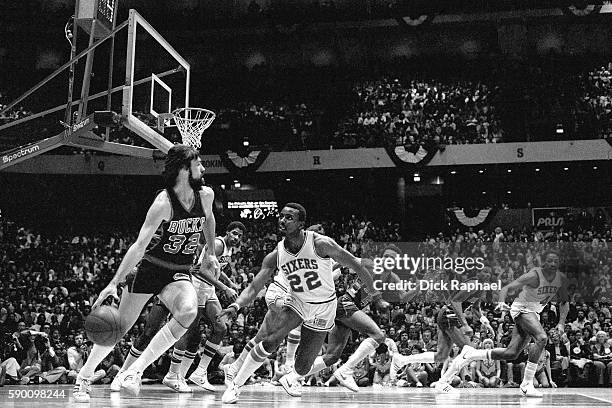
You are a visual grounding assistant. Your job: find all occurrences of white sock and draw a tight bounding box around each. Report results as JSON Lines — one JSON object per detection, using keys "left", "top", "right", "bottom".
{"left": 286, "top": 328, "right": 301, "bottom": 366}
{"left": 341, "top": 338, "right": 379, "bottom": 371}
{"left": 130, "top": 324, "right": 180, "bottom": 374}
{"left": 403, "top": 351, "right": 435, "bottom": 364}
{"left": 306, "top": 356, "right": 328, "bottom": 376}
{"left": 469, "top": 348, "right": 491, "bottom": 361}
{"left": 180, "top": 351, "right": 197, "bottom": 378}
{"left": 195, "top": 340, "right": 221, "bottom": 374}
{"left": 231, "top": 338, "right": 257, "bottom": 374}
{"left": 120, "top": 346, "right": 142, "bottom": 372}
{"left": 234, "top": 342, "right": 270, "bottom": 386}
{"left": 169, "top": 349, "right": 185, "bottom": 375}
{"left": 522, "top": 362, "right": 537, "bottom": 386}
{"left": 79, "top": 344, "right": 114, "bottom": 379}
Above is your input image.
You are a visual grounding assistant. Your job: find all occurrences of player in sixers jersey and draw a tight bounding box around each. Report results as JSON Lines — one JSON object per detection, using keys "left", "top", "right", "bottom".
{"left": 279, "top": 245, "right": 415, "bottom": 394}
{"left": 73, "top": 145, "right": 219, "bottom": 402}
{"left": 162, "top": 221, "right": 245, "bottom": 392}
{"left": 219, "top": 203, "right": 378, "bottom": 404}
{"left": 441, "top": 250, "right": 569, "bottom": 398}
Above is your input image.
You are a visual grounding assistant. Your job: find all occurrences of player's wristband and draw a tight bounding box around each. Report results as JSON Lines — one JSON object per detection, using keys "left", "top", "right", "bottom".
{"left": 228, "top": 302, "right": 240, "bottom": 313}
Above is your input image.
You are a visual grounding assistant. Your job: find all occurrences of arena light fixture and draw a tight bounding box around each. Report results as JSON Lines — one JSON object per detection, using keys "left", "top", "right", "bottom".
{"left": 349, "top": 175, "right": 354, "bottom": 179}
{"left": 478, "top": 170, "right": 484, "bottom": 174}
{"left": 450, "top": 170, "right": 456, "bottom": 175}
{"left": 563, "top": 167, "right": 569, "bottom": 171}
{"left": 535, "top": 168, "right": 540, "bottom": 172}
{"left": 593, "top": 166, "right": 598, "bottom": 170}
{"left": 507, "top": 169, "right": 512, "bottom": 173}
{"left": 413, "top": 173, "right": 420, "bottom": 182}
{"left": 220, "top": 184, "right": 225, "bottom": 189}
{"left": 285, "top": 178, "right": 291, "bottom": 181}
{"left": 507, "top": 190, "right": 512, "bottom": 194}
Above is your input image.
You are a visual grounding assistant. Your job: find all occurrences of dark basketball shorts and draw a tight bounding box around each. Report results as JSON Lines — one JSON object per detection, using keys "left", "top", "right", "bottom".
{"left": 127, "top": 260, "right": 192, "bottom": 295}
{"left": 437, "top": 306, "right": 462, "bottom": 331}
{"left": 335, "top": 294, "right": 360, "bottom": 323}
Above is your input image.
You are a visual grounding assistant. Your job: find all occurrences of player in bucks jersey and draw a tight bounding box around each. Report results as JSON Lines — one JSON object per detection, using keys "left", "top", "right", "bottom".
{"left": 218, "top": 203, "right": 378, "bottom": 404}
{"left": 441, "top": 249, "right": 569, "bottom": 398}
{"left": 73, "top": 145, "right": 220, "bottom": 402}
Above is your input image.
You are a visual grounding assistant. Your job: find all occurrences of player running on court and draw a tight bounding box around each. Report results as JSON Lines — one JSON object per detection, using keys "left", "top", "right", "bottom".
{"left": 440, "top": 250, "right": 569, "bottom": 397}
{"left": 218, "top": 203, "right": 378, "bottom": 404}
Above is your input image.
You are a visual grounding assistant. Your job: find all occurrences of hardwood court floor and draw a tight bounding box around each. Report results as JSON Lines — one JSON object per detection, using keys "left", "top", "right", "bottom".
{"left": 1, "top": 383, "right": 611, "bottom": 408}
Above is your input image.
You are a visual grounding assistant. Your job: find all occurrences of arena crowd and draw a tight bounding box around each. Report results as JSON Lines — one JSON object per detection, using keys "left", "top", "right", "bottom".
{"left": 1, "top": 213, "right": 610, "bottom": 389}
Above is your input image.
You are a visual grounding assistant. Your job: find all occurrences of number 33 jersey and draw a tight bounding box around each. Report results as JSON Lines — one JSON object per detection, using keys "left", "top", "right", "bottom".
{"left": 275, "top": 231, "right": 335, "bottom": 303}
{"left": 144, "top": 188, "right": 206, "bottom": 268}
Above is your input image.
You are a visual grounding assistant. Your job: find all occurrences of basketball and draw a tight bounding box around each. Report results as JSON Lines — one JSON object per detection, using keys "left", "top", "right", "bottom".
{"left": 84, "top": 305, "right": 123, "bottom": 347}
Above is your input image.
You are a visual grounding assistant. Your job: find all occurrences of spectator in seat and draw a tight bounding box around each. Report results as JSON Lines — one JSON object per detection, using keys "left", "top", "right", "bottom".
{"left": 476, "top": 339, "right": 501, "bottom": 388}
{"left": 546, "top": 329, "right": 569, "bottom": 386}
{"left": 592, "top": 331, "right": 612, "bottom": 386}
{"left": 568, "top": 330, "right": 593, "bottom": 386}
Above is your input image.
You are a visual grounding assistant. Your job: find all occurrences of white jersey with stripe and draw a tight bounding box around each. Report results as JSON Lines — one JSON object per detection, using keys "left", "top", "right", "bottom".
{"left": 196, "top": 237, "right": 233, "bottom": 284}
{"left": 275, "top": 231, "right": 335, "bottom": 303}
{"left": 512, "top": 267, "right": 563, "bottom": 314}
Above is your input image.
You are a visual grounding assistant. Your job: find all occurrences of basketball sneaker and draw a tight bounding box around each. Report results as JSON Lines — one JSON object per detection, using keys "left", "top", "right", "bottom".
{"left": 188, "top": 369, "right": 215, "bottom": 392}
{"left": 390, "top": 353, "right": 408, "bottom": 381}
{"left": 163, "top": 372, "right": 193, "bottom": 393}
{"left": 110, "top": 371, "right": 123, "bottom": 392}
{"left": 279, "top": 374, "right": 302, "bottom": 397}
{"left": 117, "top": 369, "right": 142, "bottom": 396}
{"left": 520, "top": 382, "right": 543, "bottom": 398}
{"left": 434, "top": 381, "right": 459, "bottom": 395}
{"left": 222, "top": 364, "right": 237, "bottom": 387}
{"left": 332, "top": 367, "right": 359, "bottom": 392}
{"left": 73, "top": 375, "right": 91, "bottom": 403}
{"left": 221, "top": 381, "right": 241, "bottom": 404}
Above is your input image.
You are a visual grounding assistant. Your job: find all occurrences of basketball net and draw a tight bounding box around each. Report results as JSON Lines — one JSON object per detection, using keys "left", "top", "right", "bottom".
{"left": 172, "top": 107, "right": 216, "bottom": 149}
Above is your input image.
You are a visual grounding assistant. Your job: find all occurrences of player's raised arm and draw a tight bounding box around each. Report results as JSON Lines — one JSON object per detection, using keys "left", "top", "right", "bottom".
{"left": 220, "top": 250, "right": 278, "bottom": 320}
{"left": 315, "top": 235, "right": 379, "bottom": 299}
{"left": 92, "top": 192, "right": 170, "bottom": 308}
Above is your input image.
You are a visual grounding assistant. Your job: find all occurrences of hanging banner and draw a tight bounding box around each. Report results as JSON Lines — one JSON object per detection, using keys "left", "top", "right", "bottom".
{"left": 220, "top": 148, "right": 270, "bottom": 177}
{"left": 385, "top": 141, "right": 438, "bottom": 170}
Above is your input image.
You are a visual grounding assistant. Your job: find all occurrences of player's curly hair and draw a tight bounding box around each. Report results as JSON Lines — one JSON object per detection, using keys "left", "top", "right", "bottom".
{"left": 227, "top": 221, "right": 246, "bottom": 233}
{"left": 162, "top": 144, "right": 199, "bottom": 188}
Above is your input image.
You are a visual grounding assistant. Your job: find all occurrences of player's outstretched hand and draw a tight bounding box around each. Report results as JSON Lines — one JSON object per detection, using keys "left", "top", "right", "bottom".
{"left": 92, "top": 283, "right": 120, "bottom": 309}
{"left": 222, "top": 287, "right": 238, "bottom": 303}
{"left": 217, "top": 307, "right": 238, "bottom": 326}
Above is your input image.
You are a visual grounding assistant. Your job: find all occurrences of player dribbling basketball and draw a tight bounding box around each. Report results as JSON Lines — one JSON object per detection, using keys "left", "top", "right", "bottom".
{"left": 73, "top": 145, "right": 220, "bottom": 402}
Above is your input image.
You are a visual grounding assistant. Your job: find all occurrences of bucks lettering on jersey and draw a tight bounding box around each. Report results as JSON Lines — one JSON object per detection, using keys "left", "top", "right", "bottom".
{"left": 145, "top": 188, "right": 205, "bottom": 267}
{"left": 513, "top": 267, "right": 563, "bottom": 314}
{"left": 195, "top": 237, "right": 233, "bottom": 284}
{"left": 275, "top": 231, "right": 335, "bottom": 303}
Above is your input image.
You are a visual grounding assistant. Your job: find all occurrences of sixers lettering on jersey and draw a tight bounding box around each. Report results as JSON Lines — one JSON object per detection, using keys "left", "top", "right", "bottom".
{"left": 275, "top": 231, "right": 335, "bottom": 303}
{"left": 145, "top": 188, "right": 205, "bottom": 267}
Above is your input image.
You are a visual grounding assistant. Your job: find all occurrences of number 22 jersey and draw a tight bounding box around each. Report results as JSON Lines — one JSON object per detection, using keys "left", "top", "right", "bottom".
{"left": 275, "top": 231, "right": 335, "bottom": 303}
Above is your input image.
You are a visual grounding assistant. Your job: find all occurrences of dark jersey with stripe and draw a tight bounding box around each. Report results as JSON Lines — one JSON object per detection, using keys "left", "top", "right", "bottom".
{"left": 144, "top": 188, "right": 206, "bottom": 268}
